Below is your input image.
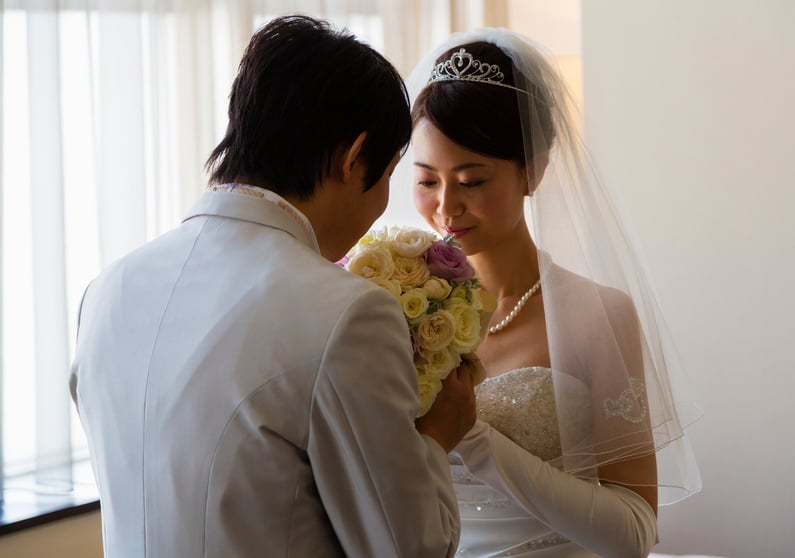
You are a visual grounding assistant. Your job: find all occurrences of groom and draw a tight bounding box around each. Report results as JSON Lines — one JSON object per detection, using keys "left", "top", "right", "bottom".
{"left": 69, "top": 14, "right": 476, "bottom": 558}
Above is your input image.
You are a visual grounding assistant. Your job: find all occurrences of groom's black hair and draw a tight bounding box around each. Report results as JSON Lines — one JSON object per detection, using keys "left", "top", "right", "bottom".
{"left": 206, "top": 14, "right": 412, "bottom": 199}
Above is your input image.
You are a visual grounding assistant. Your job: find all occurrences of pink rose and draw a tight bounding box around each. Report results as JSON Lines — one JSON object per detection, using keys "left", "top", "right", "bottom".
{"left": 424, "top": 240, "right": 474, "bottom": 284}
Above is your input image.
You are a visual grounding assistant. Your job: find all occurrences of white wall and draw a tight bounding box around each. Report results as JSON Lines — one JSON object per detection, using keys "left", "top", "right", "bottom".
{"left": 582, "top": 2, "right": 795, "bottom": 557}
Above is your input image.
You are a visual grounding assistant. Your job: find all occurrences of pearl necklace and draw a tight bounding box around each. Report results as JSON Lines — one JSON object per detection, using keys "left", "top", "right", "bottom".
{"left": 488, "top": 278, "right": 542, "bottom": 335}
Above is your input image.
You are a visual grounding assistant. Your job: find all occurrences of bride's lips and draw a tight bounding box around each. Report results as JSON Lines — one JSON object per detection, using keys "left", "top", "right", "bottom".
{"left": 442, "top": 226, "right": 472, "bottom": 238}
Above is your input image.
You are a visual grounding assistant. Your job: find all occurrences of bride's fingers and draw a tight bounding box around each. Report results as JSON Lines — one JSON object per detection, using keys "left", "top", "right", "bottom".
{"left": 446, "top": 362, "right": 467, "bottom": 383}
{"left": 460, "top": 362, "right": 475, "bottom": 386}
{"left": 461, "top": 352, "right": 481, "bottom": 365}
{"left": 459, "top": 353, "right": 486, "bottom": 385}
{"left": 447, "top": 361, "right": 475, "bottom": 392}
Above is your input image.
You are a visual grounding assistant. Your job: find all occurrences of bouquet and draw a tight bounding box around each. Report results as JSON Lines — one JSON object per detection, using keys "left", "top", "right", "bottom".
{"left": 339, "top": 226, "right": 495, "bottom": 417}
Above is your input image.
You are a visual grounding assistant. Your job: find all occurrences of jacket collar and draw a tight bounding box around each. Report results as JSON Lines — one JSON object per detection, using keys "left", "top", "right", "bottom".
{"left": 183, "top": 190, "right": 320, "bottom": 253}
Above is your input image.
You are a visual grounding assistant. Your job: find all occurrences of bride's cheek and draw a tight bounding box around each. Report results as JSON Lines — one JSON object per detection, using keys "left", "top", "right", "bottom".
{"left": 413, "top": 188, "right": 431, "bottom": 212}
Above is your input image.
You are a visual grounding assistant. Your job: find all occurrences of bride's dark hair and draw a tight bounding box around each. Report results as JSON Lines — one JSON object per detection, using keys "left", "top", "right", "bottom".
{"left": 411, "top": 41, "right": 555, "bottom": 167}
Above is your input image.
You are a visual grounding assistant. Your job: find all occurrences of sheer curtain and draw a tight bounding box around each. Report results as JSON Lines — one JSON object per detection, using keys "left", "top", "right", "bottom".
{"left": 0, "top": 0, "right": 486, "bottom": 502}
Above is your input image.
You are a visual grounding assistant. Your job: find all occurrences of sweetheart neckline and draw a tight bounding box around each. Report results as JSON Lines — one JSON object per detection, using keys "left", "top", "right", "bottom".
{"left": 481, "top": 366, "right": 553, "bottom": 383}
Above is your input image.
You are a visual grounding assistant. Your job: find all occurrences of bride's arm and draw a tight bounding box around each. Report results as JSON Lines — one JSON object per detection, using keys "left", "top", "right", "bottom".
{"left": 457, "top": 286, "right": 659, "bottom": 557}
{"left": 590, "top": 286, "right": 658, "bottom": 515}
{"left": 455, "top": 421, "right": 658, "bottom": 558}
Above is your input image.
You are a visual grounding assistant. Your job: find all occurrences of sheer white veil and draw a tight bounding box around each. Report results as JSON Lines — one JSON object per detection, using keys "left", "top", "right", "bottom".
{"left": 400, "top": 28, "right": 702, "bottom": 505}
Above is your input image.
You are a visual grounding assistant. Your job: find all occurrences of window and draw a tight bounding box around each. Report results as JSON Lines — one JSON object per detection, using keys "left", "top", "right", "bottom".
{"left": 1, "top": 0, "right": 474, "bottom": 525}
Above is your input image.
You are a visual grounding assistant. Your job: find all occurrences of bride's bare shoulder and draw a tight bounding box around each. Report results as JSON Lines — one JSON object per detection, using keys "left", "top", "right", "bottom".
{"left": 546, "top": 264, "right": 637, "bottom": 325}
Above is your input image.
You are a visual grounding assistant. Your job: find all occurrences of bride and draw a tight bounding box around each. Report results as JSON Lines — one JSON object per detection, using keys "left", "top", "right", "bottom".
{"left": 403, "top": 28, "right": 702, "bottom": 557}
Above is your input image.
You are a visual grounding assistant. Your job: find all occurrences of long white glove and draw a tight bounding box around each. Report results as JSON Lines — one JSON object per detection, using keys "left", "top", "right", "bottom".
{"left": 454, "top": 420, "right": 658, "bottom": 558}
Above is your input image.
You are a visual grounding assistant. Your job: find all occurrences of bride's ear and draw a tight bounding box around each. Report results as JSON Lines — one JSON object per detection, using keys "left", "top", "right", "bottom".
{"left": 524, "top": 152, "right": 549, "bottom": 196}
{"left": 338, "top": 131, "right": 368, "bottom": 183}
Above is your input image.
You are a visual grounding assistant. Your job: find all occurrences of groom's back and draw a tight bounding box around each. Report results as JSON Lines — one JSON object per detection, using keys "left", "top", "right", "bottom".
{"left": 65, "top": 13, "right": 460, "bottom": 558}
{"left": 71, "top": 207, "right": 376, "bottom": 556}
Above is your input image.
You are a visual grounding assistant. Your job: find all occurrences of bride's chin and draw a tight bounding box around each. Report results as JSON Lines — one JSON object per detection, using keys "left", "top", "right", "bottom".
{"left": 446, "top": 237, "right": 474, "bottom": 256}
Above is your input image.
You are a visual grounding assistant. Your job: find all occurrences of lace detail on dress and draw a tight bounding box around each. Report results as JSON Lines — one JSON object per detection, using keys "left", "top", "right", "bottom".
{"left": 449, "top": 457, "right": 479, "bottom": 484}
{"left": 603, "top": 377, "right": 647, "bottom": 423}
{"left": 475, "top": 367, "right": 562, "bottom": 461}
{"left": 451, "top": 460, "right": 514, "bottom": 509}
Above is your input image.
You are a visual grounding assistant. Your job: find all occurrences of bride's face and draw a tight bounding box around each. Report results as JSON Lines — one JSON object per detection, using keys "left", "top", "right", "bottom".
{"left": 411, "top": 119, "right": 528, "bottom": 255}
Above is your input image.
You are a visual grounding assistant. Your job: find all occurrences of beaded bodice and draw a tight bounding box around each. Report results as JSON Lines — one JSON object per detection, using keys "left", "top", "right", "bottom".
{"left": 451, "top": 367, "right": 589, "bottom": 553}
{"left": 474, "top": 366, "right": 563, "bottom": 461}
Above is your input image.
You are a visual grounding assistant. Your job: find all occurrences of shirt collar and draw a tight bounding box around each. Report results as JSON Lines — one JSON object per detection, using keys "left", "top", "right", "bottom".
{"left": 183, "top": 186, "right": 320, "bottom": 253}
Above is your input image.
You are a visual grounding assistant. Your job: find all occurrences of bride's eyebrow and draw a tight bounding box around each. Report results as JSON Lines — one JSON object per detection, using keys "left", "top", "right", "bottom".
{"left": 414, "top": 162, "right": 488, "bottom": 172}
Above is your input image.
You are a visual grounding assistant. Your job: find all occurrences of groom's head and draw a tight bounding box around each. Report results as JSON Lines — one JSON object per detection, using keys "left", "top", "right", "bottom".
{"left": 206, "top": 15, "right": 411, "bottom": 201}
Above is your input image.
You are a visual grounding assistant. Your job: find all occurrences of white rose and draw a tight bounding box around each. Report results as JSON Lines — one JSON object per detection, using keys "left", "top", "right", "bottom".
{"left": 422, "top": 277, "right": 452, "bottom": 301}
{"left": 347, "top": 245, "right": 395, "bottom": 281}
{"left": 444, "top": 297, "right": 483, "bottom": 353}
{"left": 415, "top": 309, "right": 456, "bottom": 352}
{"left": 388, "top": 227, "right": 436, "bottom": 258}
{"left": 400, "top": 288, "right": 430, "bottom": 321}
{"left": 392, "top": 256, "right": 430, "bottom": 290}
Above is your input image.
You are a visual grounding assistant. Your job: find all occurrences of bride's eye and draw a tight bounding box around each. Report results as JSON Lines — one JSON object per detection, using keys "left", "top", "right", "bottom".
{"left": 460, "top": 179, "right": 485, "bottom": 188}
{"left": 416, "top": 178, "right": 437, "bottom": 187}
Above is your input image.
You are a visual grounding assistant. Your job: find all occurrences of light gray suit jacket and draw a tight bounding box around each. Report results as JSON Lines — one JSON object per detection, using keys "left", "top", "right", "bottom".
{"left": 70, "top": 190, "right": 459, "bottom": 557}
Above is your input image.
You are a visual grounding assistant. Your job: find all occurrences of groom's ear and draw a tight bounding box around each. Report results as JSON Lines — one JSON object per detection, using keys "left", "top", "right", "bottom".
{"left": 337, "top": 131, "right": 368, "bottom": 183}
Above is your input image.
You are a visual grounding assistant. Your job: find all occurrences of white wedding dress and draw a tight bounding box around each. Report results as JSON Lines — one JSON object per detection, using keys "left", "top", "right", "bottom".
{"left": 452, "top": 366, "right": 598, "bottom": 557}
{"left": 452, "top": 366, "right": 721, "bottom": 557}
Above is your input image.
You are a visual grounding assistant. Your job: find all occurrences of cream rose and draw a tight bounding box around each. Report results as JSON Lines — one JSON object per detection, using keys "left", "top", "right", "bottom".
{"left": 415, "top": 309, "right": 456, "bottom": 352}
{"left": 416, "top": 370, "right": 443, "bottom": 417}
{"left": 422, "top": 277, "right": 452, "bottom": 301}
{"left": 467, "top": 287, "right": 483, "bottom": 310}
{"left": 444, "top": 297, "right": 482, "bottom": 353}
{"left": 392, "top": 256, "right": 430, "bottom": 290}
{"left": 374, "top": 278, "right": 402, "bottom": 299}
{"left": 347, "top": 245, "right": 395, "bottom": 281}
{"left": 421, "top": 346, "right": 462, "bottom": 381}
{"left": 449, "top": 284, "right": 469, "bottom": 300}
{"left": 388, "top": 227, "right": 435, "bottom": 258}
{"left": 356, "top": 226, "right": 389, "bottom": 247}
{"left": 400, "top": 288, "right": 430, "bottom": 321}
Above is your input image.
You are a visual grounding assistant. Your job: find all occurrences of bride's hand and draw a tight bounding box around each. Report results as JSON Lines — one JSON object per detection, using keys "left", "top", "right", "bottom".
{"left": 415, "top": 361, "right": 478, "bottom": 453}
{"left": 461, "top": 352, "right": 487, "bottom": 385}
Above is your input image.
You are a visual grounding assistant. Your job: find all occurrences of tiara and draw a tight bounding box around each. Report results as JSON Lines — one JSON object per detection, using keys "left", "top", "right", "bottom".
{"left": 429, "top": 48, "right": 528, "bottom": 94}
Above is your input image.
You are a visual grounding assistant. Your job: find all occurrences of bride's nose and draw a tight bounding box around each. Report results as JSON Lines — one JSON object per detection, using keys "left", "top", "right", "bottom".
{"left": 437, "top": 184, "right": 464, "bottom": 219}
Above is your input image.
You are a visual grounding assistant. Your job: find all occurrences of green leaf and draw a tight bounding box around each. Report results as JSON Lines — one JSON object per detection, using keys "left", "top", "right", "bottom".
{"left": 427, "top": 300, "right": 444, "bottom": 314}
